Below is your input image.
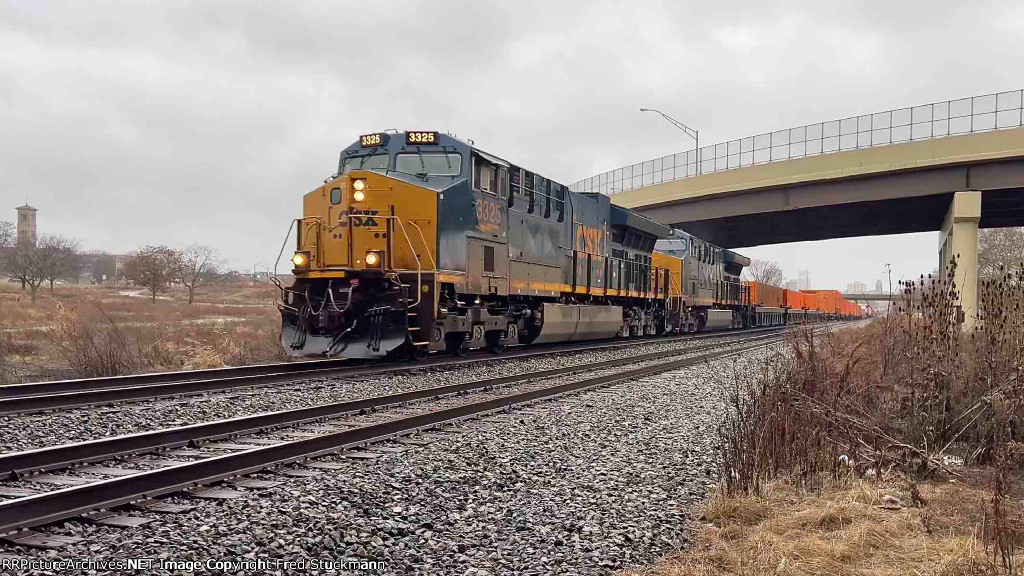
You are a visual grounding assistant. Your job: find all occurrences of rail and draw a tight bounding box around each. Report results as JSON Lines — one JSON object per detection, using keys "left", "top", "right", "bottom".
{"left": 571, "top": 89, "right": 1024, "bottom": 195}
{"left": 0, "top": 332, "right": 796, "bottom": 534}
{"left": 0, "top": 332, "right": 788, "bottom": 476}
{"left": 0, "top": 327, "right": 787, "bottom": 415}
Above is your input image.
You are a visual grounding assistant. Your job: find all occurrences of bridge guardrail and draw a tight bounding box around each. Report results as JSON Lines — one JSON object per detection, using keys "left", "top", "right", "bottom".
{"left": 571, "top": 89, "right": 1024, "bottom": 195}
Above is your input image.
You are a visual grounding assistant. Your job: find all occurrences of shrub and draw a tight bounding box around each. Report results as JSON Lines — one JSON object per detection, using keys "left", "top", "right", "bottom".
{"left": 52, "top": 303, "right": 144, "bottom": 378}
{"left": 50, "top": 302, "right": 286, "bottom": 377}
{"left": 718, "top": 260, "right": 1024, "bottom": 496}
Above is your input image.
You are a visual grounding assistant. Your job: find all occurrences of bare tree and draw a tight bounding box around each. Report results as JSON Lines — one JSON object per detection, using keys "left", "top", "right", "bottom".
{"left": 0, "top": 221, "right": 14, "bottom": 248}
{"left": 122, "top": 245, "right": 180, "bottom": 302}
{"left": 88, "top": 252, "right": 117, "bottom": 284}
{"left": 744, "top": 258, "right": 786, "bottom": 287}
{"left": 978, "top": 227, "right": 1024, "bottom": 280}
{"left": 175, "top": 244, "right": 223, "bottom": 304}
{"left": 1, "top": 240, "right": 46, "bottom": 303}
{"left": 38, "top": 234, "right": 80, "bottom": 293}
{"left": 64, "top": 250, "right": 90, "bottom": 285}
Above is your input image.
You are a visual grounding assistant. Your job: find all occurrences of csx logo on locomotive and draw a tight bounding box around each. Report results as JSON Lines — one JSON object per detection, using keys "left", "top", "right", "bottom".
{"left": 337, "top": 209, "right": 380, "bottom": 227}
{"left": 575, "top": 224, "right": 603, "bottom": 253}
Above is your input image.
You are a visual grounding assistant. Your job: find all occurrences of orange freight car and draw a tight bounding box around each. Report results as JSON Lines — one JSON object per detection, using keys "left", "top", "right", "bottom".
{"left": 783, "top": 289, "right": 806, "bottom": 309}
{"left": 747, "top": 281, "right": 785, "bottom": 308}
{"left": 802, "top": 291, "right": 819, "bottom": 312}
{"left": 805, "top": 290, "right": 840, "bottom": 314}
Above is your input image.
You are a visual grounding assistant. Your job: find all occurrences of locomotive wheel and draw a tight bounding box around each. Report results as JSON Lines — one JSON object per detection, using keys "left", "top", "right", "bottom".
{"left": 485, "top": 331, "right": 507, "bottom": 354}
{"left": 446, "top": 333, "right": 470, "bottom": 357}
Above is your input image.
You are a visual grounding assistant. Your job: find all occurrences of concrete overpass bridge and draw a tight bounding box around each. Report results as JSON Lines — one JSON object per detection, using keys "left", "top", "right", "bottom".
{"left": 572, "top": 90, "right": 1024, "bottom": 329}
{"left": 843, "top": 292, "right": 918, "bottom": 303}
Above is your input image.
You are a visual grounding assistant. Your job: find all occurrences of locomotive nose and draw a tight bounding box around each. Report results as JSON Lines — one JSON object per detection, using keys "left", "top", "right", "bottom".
{"left": 278, "top": 168, "right": 439, "bottom": 360}
{"left": 318, "top": 173, "right": 391, "bottom": 271}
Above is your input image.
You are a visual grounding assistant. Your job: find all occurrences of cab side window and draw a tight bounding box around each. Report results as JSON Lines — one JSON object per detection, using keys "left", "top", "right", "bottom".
{"left": 473, "top": 155, "right": 498, "bottom": 195}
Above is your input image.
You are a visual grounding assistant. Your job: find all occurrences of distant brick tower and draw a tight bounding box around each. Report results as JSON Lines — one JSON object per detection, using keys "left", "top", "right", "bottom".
{"left": 16, "top": 204, "right": 37, "bottom": 247}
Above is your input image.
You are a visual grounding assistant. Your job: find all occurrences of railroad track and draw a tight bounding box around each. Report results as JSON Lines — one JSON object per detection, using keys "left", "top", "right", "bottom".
{"left": 0, "top": 329, "right": 794, "bottom": 544}
{"left": 0, "top": 326, "right": 789, "bottom": 416}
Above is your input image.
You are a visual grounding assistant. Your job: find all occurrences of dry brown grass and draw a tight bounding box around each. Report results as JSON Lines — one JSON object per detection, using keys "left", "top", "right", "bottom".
{"left": 0, "top": 282, "right": 286, "bottom": 382}
{"left": 49, "top": 306, "right": 286, "bottom": 379}
{"left": 0, "top": 282, "right": 276, "bottom": 329}
{"left": 623, "top": 475, "right": 1018, "bottom": 576}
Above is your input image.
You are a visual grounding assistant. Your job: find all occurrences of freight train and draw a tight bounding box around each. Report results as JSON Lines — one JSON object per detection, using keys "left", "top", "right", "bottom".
{"left": 274, "top": 131, "right": 861, "bottom": 359}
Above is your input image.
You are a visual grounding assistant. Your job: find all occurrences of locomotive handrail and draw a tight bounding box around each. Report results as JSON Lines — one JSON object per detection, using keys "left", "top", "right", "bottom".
{"left": 273, "top": 216, "right": 323, "bottom": 275}
{"left": 389, "top": 216, "right": 423, "bottom": 310}
{"left": 407, "top": 219, "right": 437, "bottom": 270}
{"left": 272, "top": 218, "right": 300, "bottom": 276}
{"left": 303, "top": 217, "right": 324, "bottom": 266}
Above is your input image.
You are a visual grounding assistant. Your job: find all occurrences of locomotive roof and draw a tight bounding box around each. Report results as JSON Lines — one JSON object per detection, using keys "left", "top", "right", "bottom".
{"left": 656, "top": 229, "right": 750, "bottom": 269}
{"left": 342, "top": 131, "right": 737, "bottom": 250}
{"left": 340, "top": 131, "right": 570, "bottom": 190}
{"left": 608, "top": 203, "right": 672, "bottom": 239}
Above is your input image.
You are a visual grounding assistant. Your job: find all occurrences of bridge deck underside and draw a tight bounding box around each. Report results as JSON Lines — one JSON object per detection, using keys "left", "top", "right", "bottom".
{"left": 669, "top": 187, "right": 1024, "bottom": 248}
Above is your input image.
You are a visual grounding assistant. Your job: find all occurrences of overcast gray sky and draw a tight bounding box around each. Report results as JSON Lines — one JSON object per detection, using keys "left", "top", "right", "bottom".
{"left": 2, "top": 0, "right": 1021, "bottom": 289}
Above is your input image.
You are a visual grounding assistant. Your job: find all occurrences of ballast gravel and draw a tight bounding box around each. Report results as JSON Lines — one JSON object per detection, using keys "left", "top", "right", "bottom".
{"left": 0, "top": 332, "right": 768, "bottom": 452}
{"left": 5, "top": 346, "right": 780, "bottom": 576}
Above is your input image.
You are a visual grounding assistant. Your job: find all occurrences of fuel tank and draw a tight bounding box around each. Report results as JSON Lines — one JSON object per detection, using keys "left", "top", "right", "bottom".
{"left": 530, "top": 303, "right": 623, "bottom": 344}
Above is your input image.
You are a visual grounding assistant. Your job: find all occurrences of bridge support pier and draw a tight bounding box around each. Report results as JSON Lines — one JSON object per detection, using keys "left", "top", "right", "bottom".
{"left": 938, "top": 190, "right": 981, "bottom": 331}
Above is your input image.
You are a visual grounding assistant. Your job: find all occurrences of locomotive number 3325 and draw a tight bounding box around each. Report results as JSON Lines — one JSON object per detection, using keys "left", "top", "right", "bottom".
{"left": 476, "top": 199, "right": 502, "bottom": 231}
{"left": 406, "top": 131, "right": 438, "bottom": 144}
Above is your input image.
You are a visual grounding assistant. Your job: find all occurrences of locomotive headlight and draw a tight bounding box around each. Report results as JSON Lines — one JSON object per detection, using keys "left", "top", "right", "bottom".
{"left": 292, "top": 252, "right": 309, "bottom": 268}
{"left": 352, "top": 179, "right": 366, "bottom": 202}
{"left": 364, "top": 251, "right": 380, "bottom": 267}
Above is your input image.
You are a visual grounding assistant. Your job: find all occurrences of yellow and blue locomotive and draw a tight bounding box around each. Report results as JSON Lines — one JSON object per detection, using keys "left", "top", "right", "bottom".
{"left": 275, "top": 131, "right": 751, "bottom": 359}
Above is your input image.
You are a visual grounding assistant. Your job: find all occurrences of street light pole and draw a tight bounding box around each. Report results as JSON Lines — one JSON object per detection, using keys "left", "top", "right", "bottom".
{"left": 640, "top": 108, "right": 701, "bottom": 175}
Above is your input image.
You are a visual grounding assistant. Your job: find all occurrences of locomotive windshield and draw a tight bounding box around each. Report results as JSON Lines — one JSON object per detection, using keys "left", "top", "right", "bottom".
{"left": 338, "top": 153, "right": 389, "bottom": 175}
{"left": 395, "top": 152, "right": 462, "bottom": 176}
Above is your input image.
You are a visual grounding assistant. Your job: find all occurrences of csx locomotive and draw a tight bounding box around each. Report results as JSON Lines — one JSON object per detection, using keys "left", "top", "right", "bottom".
{"left": 275, "top": 131, "right": 833, "bottom": 359}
